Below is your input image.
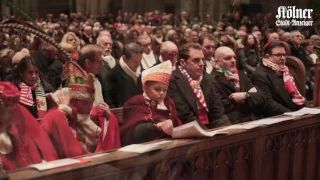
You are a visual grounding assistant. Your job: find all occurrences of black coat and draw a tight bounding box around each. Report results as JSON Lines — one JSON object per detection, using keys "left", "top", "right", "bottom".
{"left": 98, "top": 59, "right": 119, "bottom": 103}
{"left": 238, "top": 48, "right": 261, "bottom": 74}
{"left": 47, "top": 59, "right": 63, "bottom": 90}
{"left": 106, "top": 64, "right": 143, "bottom": 108}
{"left": 250, "top": 64, "right": 307, "bottom": 117}
{"left": 211, "top": 69, "right": 266, "bottom": 123}
{"left": 167, "top": 68, "right": 230, "bottom": 129}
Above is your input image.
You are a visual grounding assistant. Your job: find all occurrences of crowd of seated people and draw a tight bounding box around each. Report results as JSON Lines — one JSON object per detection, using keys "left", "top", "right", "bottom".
{"left": 0, "top": 9, "right": 319, "bottom": 171}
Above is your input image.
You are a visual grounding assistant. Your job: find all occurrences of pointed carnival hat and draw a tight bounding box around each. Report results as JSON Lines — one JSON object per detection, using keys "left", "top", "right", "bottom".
{"left": 0, "top": 82, "right": 20, "bottom": 107}
{"left": 61, "top": 61, "right": 95, "bottom": 100}
{"left": 141, "top": 60, "right": 173, "bottom": 85}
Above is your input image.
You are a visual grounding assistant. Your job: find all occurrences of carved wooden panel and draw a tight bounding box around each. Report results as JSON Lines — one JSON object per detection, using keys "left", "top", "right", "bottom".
{"left": 262, "top": 125, "right": 320, "bottom": 180}
{"left": 305, "top": 126, "right": 319, "bottom": 180}
{"left": 262, "top": 137, "right": 278, "bottom": 180}
{"left": 292, "top": 130, "right": 306, "bottom": 180}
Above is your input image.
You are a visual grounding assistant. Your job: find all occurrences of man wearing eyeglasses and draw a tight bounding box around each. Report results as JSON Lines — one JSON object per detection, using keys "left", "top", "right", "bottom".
{"left": 250, "top": 41, "right": 308, "bottom": 117}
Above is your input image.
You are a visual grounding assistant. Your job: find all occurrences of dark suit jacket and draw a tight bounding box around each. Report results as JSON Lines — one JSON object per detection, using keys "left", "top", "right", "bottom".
{"left": 167, "top": 68, "right": 230, "bottom": 129}
{"left": 211, "top": 69, "right": 266, "bottom": 123}
{"left": 250, "top": 64, "right": 307, "bottom": 117}
{"left": 106, "top": 64, "right": 143, "bottom": 108}
{"left": 99, "top": 59, "right": 119, "bottom": 103}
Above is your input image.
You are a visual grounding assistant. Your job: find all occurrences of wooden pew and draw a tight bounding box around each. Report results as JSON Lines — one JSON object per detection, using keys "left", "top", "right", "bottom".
{"left": 110, "top": 108, "right": 123, "bottom": 125}
{"left": 286, "top": 56, "right": 306, "bottom": 96}
{"left": 7, "top": 113, "right": 320, "bottom": 180}
{"left": 313, "top": 63, "right": 320, "bottom": 107}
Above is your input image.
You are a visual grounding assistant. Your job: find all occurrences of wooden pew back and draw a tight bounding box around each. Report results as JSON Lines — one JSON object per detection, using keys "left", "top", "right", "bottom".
{"left": 110, "top": 108, "right": 123, "bottom": 125}
{"left": 313, "top": 63, "right": 320, "bottom": 107}
{"left": 286, "top": 56, "right": 306, "bottom": 96}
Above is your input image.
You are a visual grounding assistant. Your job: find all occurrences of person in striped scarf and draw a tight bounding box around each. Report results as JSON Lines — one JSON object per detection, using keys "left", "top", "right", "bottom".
{"left": 11, "top": 56, "right": 55, "bottom": 119}
{"left": 250, "top": 41, "right": 309, "bottom": 117}
{"left": 211, "top": 46, "right": 266, "bottom": 123}
{"left": 168, "top": 43, "right": 230, "bottom": 129}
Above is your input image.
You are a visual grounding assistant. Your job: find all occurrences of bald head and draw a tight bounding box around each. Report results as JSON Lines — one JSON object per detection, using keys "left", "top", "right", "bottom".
{"left": 214, "top": 46, "right": 236, "bottom": 72}
{"left": 160, "top": 41, "right": 178, "bottom": 66}
{"left": 160, "top": 41, "right": 178, "bottom": 52}
{"left": 269, "top": 32, "right": 279, "bottom": 42}
{"left": 281, "top": 32, "right": 290, "bottom": 42}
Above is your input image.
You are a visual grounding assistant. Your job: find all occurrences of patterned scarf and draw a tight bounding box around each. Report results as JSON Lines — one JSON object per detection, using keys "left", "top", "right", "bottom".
{"left": 179, "top": 66, "right": 208, "bottom": 111}
{"left": 19, "top": 79, "right": 47, "bottom": 118}
{"left": 214, "top": 64, "right": 240, "bottom": 91}
{"left": 262, "top": 58, "right": 306, "bottom": 105}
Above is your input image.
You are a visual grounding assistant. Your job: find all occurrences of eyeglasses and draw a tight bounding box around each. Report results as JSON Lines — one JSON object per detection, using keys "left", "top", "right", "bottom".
{"left": 271, "top": 54, "right": 287, "bottom": 58}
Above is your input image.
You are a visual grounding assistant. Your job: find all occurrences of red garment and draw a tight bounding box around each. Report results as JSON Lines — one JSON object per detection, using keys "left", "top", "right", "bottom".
{"left": 198, "top": 108, "right": 209, "bottom": 125}
{"left": 264, "top": 40, "right": 271, "bottom": 49}
{"left": 120, "top": 95, "right": 182, "bottom": 144}
{"left": 92, "top": 108, "right": 121, "bottom": 152}
{"left": 41, "top": 109, "right": 89, "bottom": 159}
{"left": 72, "top": 50, "right": 79, "bottom": 61}
{"left": 1, "top": 105, "right": 58, "bottom": 170}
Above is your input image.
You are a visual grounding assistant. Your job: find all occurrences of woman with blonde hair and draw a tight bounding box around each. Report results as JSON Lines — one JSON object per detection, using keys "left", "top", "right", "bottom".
{"left": 61, "top": 32, "right": 81, "bottom": 60}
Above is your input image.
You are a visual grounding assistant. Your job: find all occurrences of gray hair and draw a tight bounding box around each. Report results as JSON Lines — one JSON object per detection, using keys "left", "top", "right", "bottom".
{"left": 123, "top": 43, "right": 143, "bottom": 59}
{"left": 136, "top": 34, "right": 151, "bottom": 44}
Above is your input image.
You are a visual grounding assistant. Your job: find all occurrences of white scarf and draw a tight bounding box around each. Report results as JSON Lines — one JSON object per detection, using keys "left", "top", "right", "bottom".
{"left": 120, "top": 57, "right": 141, "bottom": 84}
{"left": 102, "top": 55, "right": 116, "bottom": 69}
{"left": 77, "top": 113, "right": 101, "bottom": 147}
{"left": 141, "top": 51, "right": 157, "bottom": 69}
{"left": 205, "top": 57, "right": 215, "bottom": 74}
{"left": 0, "top": 131, "right": 12, "bottom": 155}
{"left": 143, "top": 92, "right": 168, "bottom": 110}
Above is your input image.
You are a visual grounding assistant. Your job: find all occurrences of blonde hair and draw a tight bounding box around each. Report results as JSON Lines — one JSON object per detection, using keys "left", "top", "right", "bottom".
{"left": 59, "top": 42, "right": 74, "bottom": 53}
{"left": 61, "top": 32, "right": 81, "bottom": 50}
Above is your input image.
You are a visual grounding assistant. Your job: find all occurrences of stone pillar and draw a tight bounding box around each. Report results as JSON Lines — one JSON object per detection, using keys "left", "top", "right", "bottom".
{"left": 180, "top": 0, "right": 199, "bottom": 18}
{"left": 99, "top": 0, "right": 110, "bottom": 13}
{"left": 76, "top": 0, "right": 86, "bottom": 13}
{"left": 87, "top": 0, "right": 99, "bottom": 15}
{"left": 1, "top": 2, "right": 10, "bottom": 20}
{"left": 122, "top": 0, "right": 136, "bottom": 13}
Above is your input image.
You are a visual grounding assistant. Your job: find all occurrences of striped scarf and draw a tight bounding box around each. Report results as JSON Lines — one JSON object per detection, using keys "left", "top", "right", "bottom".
{"left": 19, "top": 79, "right": 47, "bottom": 118}
{"left": 262, "top": 58, "right": 306, "bottom": 105}
{"left": 214, "top": 64, "right": 240, "bottom": 91}
{"left": 179, "top": 66, "right": 208, "bottom": 111}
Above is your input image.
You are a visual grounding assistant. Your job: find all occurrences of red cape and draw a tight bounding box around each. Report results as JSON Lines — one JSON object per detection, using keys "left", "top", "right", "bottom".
{"left": 120, "top": 95, "right": 182, "bottom": 145}
{"left": 91, "top": 108, "right": 121, "bottom": 152}
{"left": 41, "top": 109, "right": 89, "bottom": 159}
{"left": 1, "top": 105, "right": 58, "bottom": 170}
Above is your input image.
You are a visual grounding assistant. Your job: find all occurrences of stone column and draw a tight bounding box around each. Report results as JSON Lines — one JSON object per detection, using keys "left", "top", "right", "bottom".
{"left": 87, "top": 0, "right": 99, "bottom": 15}
{"left": 180, "top": 0, "right": 199, "bottom": 18}
{"left": 1, "top": 2, "right": 10, "bottom": 20}
{"left": 76, "top": 0, "right": 86, "bottom": 13}
{"left": 99, "top": 0, "right": 110, "bottom": 13}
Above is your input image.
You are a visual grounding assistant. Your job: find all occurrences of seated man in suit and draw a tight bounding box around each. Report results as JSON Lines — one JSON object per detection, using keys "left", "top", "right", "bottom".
{"left": 120, "top": 61, "right": 181, "bottom": 146}
{"left": 168, "top": 43, "right": 230, "bottom": 129}
{"left": 211, "top": 46, "right": 266, "bottom": 123}
{"left": 96, "top": 35, "right": 117, "bottom": 102}
{"left": 107, "top": 43, "right": 144, "bottom": 108}
{"left": 250, "top": 41, "right": 308, "bottom": 117}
